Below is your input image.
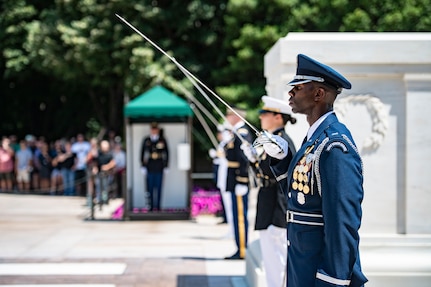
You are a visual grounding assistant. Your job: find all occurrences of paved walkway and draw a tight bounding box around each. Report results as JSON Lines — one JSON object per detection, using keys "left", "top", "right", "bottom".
{"left": 0, "top": 193, "right": 255, "bottom": 287}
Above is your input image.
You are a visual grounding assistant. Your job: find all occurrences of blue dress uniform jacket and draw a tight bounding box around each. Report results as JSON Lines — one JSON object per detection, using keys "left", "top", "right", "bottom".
{"left": 225, "top": 125, "right": 253, "bottom": 192}
{"left": 253, "top": 128, "right": 296, "bottom": 230}
{"left": 141, "top": 136, "right": 169, "bottom": 172}
{"left": 272, "top": 113, "right": 367, "bottom": 287}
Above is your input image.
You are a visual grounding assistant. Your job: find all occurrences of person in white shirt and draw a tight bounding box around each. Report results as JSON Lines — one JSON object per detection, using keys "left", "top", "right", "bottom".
{"left": 71, "top": 133, "right": 91, "bottom": 196}
{"left": 15, "top": 140, "right": 33, "bottom": 191}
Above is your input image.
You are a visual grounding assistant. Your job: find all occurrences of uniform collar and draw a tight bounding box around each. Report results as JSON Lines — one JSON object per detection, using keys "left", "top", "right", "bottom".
{"left": 306, "top": 111, "right": 334, "bottom": 141}
{"left": 271, "top": 127, "right": 285, "bottom": 135}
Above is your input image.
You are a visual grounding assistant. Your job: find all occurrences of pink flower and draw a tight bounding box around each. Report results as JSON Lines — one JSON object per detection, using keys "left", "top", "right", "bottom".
{"left": 190, "top": 188, "right": 223, "bottom": 218}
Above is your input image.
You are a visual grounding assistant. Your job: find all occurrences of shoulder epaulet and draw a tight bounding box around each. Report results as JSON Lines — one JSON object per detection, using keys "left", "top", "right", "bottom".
{"left": 237, "top": 128, "right": 249, "bottom": 135}
{"left": 323, "top": 130, "right": 350, "bottom": 152}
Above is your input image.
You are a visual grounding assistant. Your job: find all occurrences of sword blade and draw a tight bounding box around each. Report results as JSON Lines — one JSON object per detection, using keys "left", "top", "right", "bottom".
{"left": 115, "top": 14, "right": 260, "bottom": 136}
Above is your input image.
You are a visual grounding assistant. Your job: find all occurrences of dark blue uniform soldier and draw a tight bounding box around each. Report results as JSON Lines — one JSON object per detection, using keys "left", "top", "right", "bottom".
{"left": 257, "top": 54, "right": 368, "bottom": 287}
{"left": 223, "top": 107, "right": 254, "bottom": 260}
{"left": 140, "top": 122, "right": 169, "bottom": 211}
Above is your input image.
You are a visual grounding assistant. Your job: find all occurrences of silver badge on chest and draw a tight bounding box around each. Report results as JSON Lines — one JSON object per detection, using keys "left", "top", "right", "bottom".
{"left": 297, "top": 192, "right": 305, "bottom": 205}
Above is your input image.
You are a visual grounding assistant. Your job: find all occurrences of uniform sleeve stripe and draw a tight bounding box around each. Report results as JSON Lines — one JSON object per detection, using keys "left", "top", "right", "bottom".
{"left": 316, "top": 272, "right": 350, "bottom": 286}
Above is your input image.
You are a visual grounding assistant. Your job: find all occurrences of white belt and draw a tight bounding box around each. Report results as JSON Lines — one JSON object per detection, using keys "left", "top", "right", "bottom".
{"left": 286, "top": 210, "right": 324, "bottom": 226}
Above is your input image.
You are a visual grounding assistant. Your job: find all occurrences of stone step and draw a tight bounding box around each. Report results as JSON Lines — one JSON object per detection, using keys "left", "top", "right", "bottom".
{"left": 245, "top": 234, "right": 431, "bottom": 287}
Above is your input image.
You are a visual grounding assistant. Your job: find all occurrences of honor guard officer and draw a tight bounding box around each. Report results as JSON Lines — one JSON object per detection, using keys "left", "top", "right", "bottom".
{"left": 241, "top": 96, "right": 297, "bottom": 287}
{"left": 140, "top": 122, "right": 169, "bottom": 211}
{"left": 257, "top": 54, "right": 368, "bottom": 287}
{"left": 223, "top": 107, "right": 254, "bottom": 260}
{"left": 215, "top": 124, "right": 235, "bottom": 235}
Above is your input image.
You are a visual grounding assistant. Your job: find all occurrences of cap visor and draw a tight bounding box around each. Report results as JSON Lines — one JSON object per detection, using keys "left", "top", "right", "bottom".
{"left": 259, "top": 109, "right": 272, "bottom": 114}
{"left": 287, "top": 79, "right": 312, "bottom": 86}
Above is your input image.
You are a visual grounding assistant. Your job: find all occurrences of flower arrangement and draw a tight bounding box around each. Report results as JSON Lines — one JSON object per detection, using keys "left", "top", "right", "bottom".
{"left": 190, "top": 186, "right": 223, "bottom": 218}
{"left": 110, "top": 186, "right": 223, "bottom": 219}
{"left": 112, "top": 203, "right": 124, "bottom": 219}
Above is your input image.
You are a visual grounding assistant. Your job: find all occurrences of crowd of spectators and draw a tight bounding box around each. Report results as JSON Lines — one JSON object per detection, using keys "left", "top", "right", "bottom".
{"left": 0, "top": 133, "right": 126, "bottom": 201}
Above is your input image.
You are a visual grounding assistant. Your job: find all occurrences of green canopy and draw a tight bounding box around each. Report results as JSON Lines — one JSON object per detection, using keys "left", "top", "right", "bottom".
{"left": 124, "top": 85, "right": 193, "bottom": 118}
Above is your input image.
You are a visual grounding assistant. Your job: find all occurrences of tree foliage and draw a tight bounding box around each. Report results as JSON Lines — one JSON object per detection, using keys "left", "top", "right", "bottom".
{"left": 1, "top": 0, "right": 430, "bottom": 142}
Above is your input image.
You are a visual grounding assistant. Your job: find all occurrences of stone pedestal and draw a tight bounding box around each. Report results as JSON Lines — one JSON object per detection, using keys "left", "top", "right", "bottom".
{"left": 264, "top": 32, "right": 431, "bottom": 234}
{"left": 245, "top": 240, "right": 266, "bottom": 287}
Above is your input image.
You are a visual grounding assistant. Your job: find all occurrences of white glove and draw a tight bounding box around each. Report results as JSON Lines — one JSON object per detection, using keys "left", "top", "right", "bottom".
{"left": 255, "top": 132, "right": 288, "bottom": 160}
{"left": 221, "top": 130, "right": 233, "bottom": 144}
{"left": 208, "top": 148, "right": 217, "bottom": 159}
{"left": 216, "top": 147, "right": 225, "bottom": 158}
{"left": 240, "top": 143, "right": 257, "bottom": 163}
{"left": 235, "top": 184, "right": 248, "bottom": 196}
{"left": 140, "top": 167, "right": 147, "bottom": 176}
